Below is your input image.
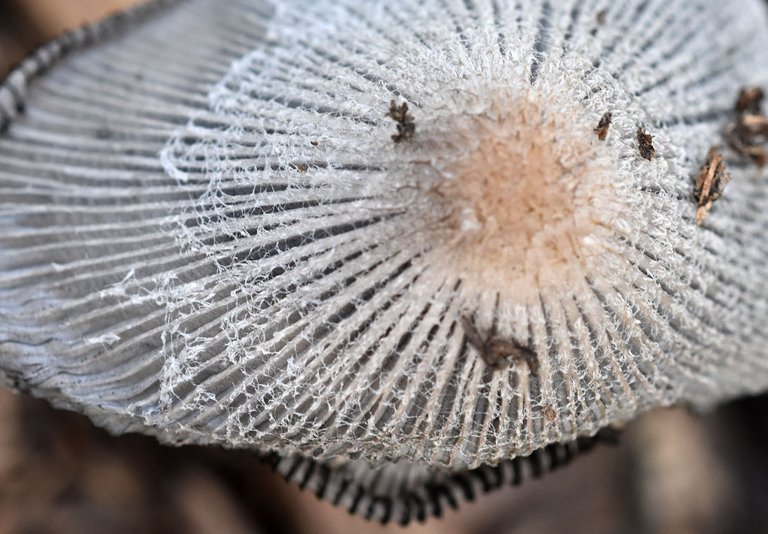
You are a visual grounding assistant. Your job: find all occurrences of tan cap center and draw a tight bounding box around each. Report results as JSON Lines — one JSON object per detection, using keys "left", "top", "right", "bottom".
{"left": 420, "top": 96, "right": 617, "bottom": 304}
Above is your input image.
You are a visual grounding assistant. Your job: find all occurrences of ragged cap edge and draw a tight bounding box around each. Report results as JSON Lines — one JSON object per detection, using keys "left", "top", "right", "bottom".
{"left": 0, "top": 0, "right": 185, "bottom": 134}
{"left": 265, "top": 427, "right": 620, "bottom": 525}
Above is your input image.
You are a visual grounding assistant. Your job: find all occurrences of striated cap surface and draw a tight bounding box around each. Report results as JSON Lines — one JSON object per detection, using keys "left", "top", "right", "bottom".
{"left": 2, "top": 0, "right": 768, "bottom": 521}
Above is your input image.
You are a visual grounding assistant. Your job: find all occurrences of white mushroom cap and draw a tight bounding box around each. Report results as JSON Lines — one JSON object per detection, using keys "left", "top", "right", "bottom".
{"left": 2, "top": 0, "right": 768, "bottom": 522}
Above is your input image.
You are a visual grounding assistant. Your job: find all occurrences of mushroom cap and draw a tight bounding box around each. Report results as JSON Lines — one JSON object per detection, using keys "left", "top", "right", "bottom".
{"left": 2, "top": 0, "right": 768, "bottom": 522}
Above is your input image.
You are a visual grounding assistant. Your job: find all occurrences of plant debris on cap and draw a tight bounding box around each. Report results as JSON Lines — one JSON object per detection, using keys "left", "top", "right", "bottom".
{"left": 694, "top": 148, "right": 732, "bottom": 225}
{"left": 387, "top": 99, "right": 416, "bottom": 143}
{"left": 637, "top": 126, "right": 655, "bottom": 160}
{"left": 735, "top": 87, "right": 764, "bottom": 115}
{"left": 726, "top": 86, "right": 768, "bottom": 166}
{"left": 461, "top": 315, "right": 539, "bottom": 374}
{"left": 594, "top": 112, "right": 612, "bottom": 141}
{"left": 2, "top": 0, "right": 768, "bottom": 524}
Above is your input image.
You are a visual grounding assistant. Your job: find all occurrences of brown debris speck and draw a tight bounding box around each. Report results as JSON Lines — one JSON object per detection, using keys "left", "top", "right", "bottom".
{"left": 637, "top": 127, "right": 655, "bottom": 160}
{"left": 694, "top": 148, "right": 731, "bottom": 225}
{"left": 461, "top": 315, "right": 538, "bottom": 375}
{"left": 594, "top": 112, "right": 612, "bottom": 141}
{"left": 387, "top": 99, "right": 416, "bottom": 143}
{"left": 292, "top": 163, "right": 309, "bottom": 173}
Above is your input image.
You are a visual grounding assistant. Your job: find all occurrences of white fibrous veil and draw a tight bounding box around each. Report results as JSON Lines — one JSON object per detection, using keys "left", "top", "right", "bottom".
{"left": 2, "top": 0, "right": 768, "bottom": 523}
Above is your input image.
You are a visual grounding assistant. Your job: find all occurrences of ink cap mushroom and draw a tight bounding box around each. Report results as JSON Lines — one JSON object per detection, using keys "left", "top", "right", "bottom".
{"left": 2, "top": 0, "right": 768, "bottom": 524}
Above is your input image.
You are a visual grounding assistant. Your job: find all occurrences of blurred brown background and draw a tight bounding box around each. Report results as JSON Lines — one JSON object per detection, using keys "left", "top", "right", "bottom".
{"left": 2, "top": 2, "right": 768, "bottom": 533}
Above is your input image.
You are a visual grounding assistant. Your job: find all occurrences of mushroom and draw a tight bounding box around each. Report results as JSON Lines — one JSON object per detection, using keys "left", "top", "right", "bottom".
{"left": 2, "top": 0, "right": 768, "bottom": 524}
